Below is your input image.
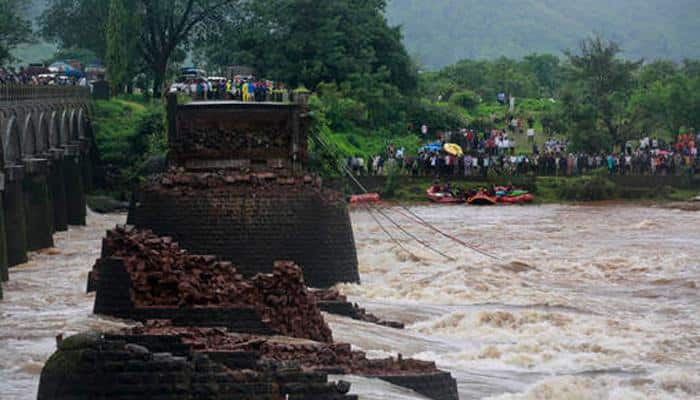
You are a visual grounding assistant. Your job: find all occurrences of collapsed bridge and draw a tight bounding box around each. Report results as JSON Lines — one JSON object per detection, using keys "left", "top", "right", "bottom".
{"left": 128, "top": 95, "right": 360, "bottom": 288}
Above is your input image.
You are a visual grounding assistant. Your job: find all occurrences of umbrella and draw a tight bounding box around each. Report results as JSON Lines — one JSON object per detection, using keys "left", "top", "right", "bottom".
{"left": 443, "top": 143, "right": 464, "bottom": 156}
{"left": 420, "top": 142, "right": 443, "bottom": 153}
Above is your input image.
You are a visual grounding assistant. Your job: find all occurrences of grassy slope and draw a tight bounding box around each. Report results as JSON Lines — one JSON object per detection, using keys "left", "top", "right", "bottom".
{"left": 327, "top": 131, "right": 423, "bottom": 159}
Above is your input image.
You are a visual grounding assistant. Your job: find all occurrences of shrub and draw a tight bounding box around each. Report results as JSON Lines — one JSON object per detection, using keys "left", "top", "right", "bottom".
{"left": 557, "top": 176, "right": 616, "bottom": 201}
{"left": 449, "top": 90, "right": 480, "bottom": 110}
{"left": 381, "top": 161, "right": 401, "bottom": 198}
{"left": 407, "top": 99, "right": 466, "bottom": 132}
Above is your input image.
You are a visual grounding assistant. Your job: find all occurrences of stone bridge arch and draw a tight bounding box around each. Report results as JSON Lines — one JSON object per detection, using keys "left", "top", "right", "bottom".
{"left": 48, "top": 109, "right": 61, "bottom": 149}
{"left": 59, "top": 109, "right": 71, "bottom": 147}
{"left": 0, "top": 112, "right": 5, "bottom": 168}
{"left": 76, "top": 107, "right": 88, "bottom": 140}
{"left": 2, "top": 113, "right": 22, "bottom": 167}
{"left": 20, "top": 112, "right": 38, "bottom": 158}
{"left": 33, "top": 110, "right": 51, "bottom": 155}
{"left": 69, "top": 108, "right": 82, "bottom": 142}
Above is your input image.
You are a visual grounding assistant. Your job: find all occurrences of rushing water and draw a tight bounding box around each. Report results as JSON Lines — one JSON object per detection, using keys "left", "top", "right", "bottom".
{"left": 0, "top": 205, "right": 698, "bottom": 399}
{"left": 0, "top": 212, "right": 130, "bottom": 400}
{"left": 335, "top": 204, "right": 700, "bottom": 399}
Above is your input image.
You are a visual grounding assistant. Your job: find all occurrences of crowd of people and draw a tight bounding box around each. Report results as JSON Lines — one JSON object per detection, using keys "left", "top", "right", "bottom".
{"left": 170, "top": 76, "right": 283, "bottom": 102}
{"left": 0, "top": 66, "right": 88, "bottom": 86}
{"left": 347, "top": 130, "right": 699, "bottom": 178}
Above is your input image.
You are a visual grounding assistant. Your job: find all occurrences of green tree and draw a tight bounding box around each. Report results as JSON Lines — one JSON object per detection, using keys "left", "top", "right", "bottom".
{"left": 106, "top": 0, "right": 140, "bottom": 93}
{"left": 41, "top": 0, "right": 239, "bottom": 96}
{"left": 0, "top": 0, "right": 32, "bottom": 65}
{"left": 449, "top": 90, "right": 479, "bottom": 110}
{"left": 198, "top": 0, "right": 416, "bottom": 94}
{"left": 563, "top": 36, "right": 642, "bottom": 150}
{"left": 138, "top": 0, "right": 239, "bottom": 97}
{"left": 638, "top": 60, "right": 678, "bottom": 88}
{"left": 522, "top": 53, "right": 564, "bottom": 97}
{"left": 39, "top": 0, "right": 109, "bottom": 59}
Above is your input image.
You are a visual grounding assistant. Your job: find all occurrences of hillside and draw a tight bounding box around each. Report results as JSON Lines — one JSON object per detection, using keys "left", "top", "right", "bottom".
{"left": 386, "top": 0, "right": 700, "bottom": 69}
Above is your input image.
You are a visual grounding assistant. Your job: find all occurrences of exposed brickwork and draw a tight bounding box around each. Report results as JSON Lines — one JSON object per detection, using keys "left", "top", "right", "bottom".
{"left": 118, "top": 324, "right": 459, "bottom": 400}
{"left": 129, "top": 172, "right": 359, "bottom": 288}
{"left": 169, "top": 102, "right": 310, "bottom": 172}
{"left": 91, "top": 227, "right": 333, "bottom": 342}
{"left": 38, "top": 332, "right": 357, "bottom": 400}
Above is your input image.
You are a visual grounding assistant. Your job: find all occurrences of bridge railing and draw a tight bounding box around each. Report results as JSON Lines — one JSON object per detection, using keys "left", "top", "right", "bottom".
{"left": 0, "top": 84, "right": 90, "bottom": 102}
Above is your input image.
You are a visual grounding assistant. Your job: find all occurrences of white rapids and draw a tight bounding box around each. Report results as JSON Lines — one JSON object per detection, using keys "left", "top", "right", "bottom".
{"left": 0, "top": 204, "right": 698, "bottom": 400}
{"left": 334, "top": 204, "right": 699, "bottom": 400}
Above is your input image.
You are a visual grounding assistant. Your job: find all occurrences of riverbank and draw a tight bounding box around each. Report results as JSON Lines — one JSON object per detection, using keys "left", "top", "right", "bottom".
{"left": 329, "top": 174, "right": 700, "bottom": 205}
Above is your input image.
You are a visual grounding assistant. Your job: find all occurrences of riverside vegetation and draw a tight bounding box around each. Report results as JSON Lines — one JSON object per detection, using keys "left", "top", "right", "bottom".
{"left": 4, "top": 1, "right": 697, "bottom": 203}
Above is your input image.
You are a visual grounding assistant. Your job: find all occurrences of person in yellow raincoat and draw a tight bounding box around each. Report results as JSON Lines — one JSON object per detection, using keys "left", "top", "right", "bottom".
{"left": 242, "top": 80, "right": 249, "bottom": 101}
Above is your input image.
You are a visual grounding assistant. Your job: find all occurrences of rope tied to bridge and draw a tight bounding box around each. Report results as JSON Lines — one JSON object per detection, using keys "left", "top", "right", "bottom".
{"left": 311, "top": 131, "right": 502, "bottom": 262}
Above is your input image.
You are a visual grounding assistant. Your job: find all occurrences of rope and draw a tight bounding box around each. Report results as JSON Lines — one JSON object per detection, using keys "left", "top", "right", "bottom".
{"left": 389, "top": 206, "right": 503, "bottom": 261}
{"left": 313, "top": 132, "right": 509, "bottom": 262}
{"left": 312, "top": 133, "right": 455, "bottom": 261}
{"left": 371, "top": 206, "right": 456, "bottom": 261}
{"left": 363, "top": 205, "right": 423, "bottom": 261}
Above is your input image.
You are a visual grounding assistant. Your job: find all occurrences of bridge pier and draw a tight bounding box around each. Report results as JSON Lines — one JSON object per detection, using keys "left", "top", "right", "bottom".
{"left": 0, "top": 171, "right": 7, "bottom": 286}
{"left": 63, "top": 146, "right": 86, "bottom": 226}
{"left": 23, "top": 159, "right": 54, "bottom": 251}
{"left": 3, "top": 166, "right": 28, "bottom": 267}
{"left": 49, "top": 150, "right": 68, "bottom": 232}
{"left": 79, "top": 139, "right": 93, "bottom": 193}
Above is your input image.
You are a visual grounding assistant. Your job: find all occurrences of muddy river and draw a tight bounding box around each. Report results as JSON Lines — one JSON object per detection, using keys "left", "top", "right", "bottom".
{"left": 1, "top": 205, "right": 698, "bottom": 399}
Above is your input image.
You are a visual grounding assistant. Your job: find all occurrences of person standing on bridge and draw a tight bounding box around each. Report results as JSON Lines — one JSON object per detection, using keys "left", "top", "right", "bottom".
{"left": 248, "top": 80, "right": 256, "bottom": 102}
{"left": 242, "top": 80, "right": 249, "bottom": 101}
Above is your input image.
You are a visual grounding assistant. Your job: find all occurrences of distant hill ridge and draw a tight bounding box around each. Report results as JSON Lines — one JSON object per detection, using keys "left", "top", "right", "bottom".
{"left": 386, "top": 0, "right": 700, "bottom": 68}
{"left": 13, "top": 0, "right": 700, "bottom": 68}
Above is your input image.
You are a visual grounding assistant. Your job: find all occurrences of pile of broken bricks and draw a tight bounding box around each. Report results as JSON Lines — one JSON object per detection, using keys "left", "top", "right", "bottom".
{"left": 94, "top": 225, "right": 332, "bottom": 342}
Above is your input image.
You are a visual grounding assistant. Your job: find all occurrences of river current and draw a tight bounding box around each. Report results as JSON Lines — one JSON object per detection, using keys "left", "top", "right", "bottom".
{"left": 0, "top": 205, "right": 698, "bottom": 399}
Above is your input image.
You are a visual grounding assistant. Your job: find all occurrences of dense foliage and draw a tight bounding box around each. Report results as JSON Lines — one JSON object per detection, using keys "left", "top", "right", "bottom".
{"left": 40, "top": 0, "right": 239, "bottom": 95}
{"left": 14, "top": 1, "right": 699, "bottom": 183}
{"left": 419, "top": 37, "right": 700, "bottom": 153}
{"left": 0, "top": 0, "right": 32, "bottom": 64}
{"left": 105, "top": 0, "right": 140, "bottom": 92}
{"left": 92, "top": 98, "right": 166, "bottom": 189}
{"left": 386, "top": 0, "right": 700, "bottom": 69}
{"left": 38, "top": 0, "right": 109, "bottom": 59}
{"left": 195, "top": 0, "right": 419, "bottom": 138}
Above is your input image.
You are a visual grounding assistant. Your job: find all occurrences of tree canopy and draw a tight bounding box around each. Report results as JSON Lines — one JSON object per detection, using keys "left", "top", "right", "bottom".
{"left": 560, "top": 37, "right": 643, "bottom": 150}
{"left": 39, "top": 0, "right": 109, "bottom": 59}
{"left": 40, "top": 0, "right": 240, "bottom": 95}
{"left": 196, "top": 0, "right": 416, "bottom": 93}
{"left": 0, "top": 0, "right": 32, "bottom": 65}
